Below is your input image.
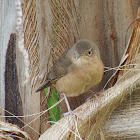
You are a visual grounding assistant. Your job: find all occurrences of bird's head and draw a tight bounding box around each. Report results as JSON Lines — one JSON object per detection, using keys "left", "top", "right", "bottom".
{"left": 74, "top": 40, "right": 100, "bottom": 60}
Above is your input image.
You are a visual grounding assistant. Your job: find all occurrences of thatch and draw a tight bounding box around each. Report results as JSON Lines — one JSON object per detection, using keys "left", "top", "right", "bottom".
{"left": 39, "top": 7, "right": 140, "bottom": 140}
{"left": 0, "top": 121, "right": 30, "bottom": 140}
{"left": 39, "top": 68, "right": 140, "bottom": 140}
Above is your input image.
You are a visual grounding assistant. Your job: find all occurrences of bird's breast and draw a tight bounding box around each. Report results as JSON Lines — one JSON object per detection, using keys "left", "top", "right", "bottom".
{"left": 55, "top": 57, "right": 104, "bottom": 97}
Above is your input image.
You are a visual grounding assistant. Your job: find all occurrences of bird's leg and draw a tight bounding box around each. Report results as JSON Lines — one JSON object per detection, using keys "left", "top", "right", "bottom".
{"left": 63, "top": 93, "right": 80, "bottom": 119}
{"left": 63, "top": 93, "right": 72, "bottom": 114}
{"left": 88, "top": 89, "right": 103, "bottom": 96}
{"left": 63, "top": 94, "right": 82, "bottom": 139}
{"left": 86, "top": 90, "right": 103, "bottom": 103}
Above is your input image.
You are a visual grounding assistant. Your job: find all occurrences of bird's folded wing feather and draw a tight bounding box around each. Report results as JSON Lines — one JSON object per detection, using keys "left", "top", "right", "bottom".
{"left": 36, "top": 49, "right": 72, "bottom": 92}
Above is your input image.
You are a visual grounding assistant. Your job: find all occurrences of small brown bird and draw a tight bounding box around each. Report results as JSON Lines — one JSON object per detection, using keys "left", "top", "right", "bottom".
{"left": 36, "top": 40, "right": 104, "bottom": 97}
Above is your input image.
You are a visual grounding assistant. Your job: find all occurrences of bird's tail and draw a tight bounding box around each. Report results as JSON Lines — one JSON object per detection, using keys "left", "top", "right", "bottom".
{"left": 36, "top": 81, "right": 51, "bottom": 92}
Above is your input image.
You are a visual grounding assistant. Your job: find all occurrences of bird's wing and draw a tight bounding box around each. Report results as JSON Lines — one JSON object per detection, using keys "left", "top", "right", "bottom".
{"left": 47, "top": 49, "right": 72, "bottom": 81}
{"left": 36, "top": 49, "right": 72, "bottom": 92}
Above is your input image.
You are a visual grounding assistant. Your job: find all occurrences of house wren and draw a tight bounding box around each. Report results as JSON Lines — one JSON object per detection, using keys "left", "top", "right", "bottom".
{"left": 36, "top": 40, "right": 104, "bottom": 97}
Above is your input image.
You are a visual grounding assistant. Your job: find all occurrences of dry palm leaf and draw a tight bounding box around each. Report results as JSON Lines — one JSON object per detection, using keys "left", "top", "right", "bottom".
{"left": 0, "top": 121, "right": 30, "bottom": 140}
{"left": 39, "top": 7, "right": 140, "bottom": 140}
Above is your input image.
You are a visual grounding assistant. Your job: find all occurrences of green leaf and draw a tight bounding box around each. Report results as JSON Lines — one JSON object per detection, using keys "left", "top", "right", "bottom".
{"left": 44, "top": 87, "right": 61, "bottom": 125}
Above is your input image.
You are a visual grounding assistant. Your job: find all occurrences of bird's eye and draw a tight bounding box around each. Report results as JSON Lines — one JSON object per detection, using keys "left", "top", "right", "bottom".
{"left": 88, "top": 50, "right": 92, "bottom": 55}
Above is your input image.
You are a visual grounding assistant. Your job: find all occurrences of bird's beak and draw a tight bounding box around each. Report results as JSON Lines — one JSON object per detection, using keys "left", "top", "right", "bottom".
{"left": 76, "top": 53, "right": 81, "bottom": 59}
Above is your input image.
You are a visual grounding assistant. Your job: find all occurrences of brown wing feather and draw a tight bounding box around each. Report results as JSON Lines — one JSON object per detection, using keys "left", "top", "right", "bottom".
{"left": 36, "top": 49, "right": 72, "bottom": 92}
{"left": 47, "top": 49, "right": 72, "bottom": 80}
